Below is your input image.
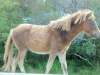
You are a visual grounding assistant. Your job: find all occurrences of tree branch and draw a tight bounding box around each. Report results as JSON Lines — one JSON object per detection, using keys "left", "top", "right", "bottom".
{"left": 70, "top": 53, "right": 93, "bottom": 66}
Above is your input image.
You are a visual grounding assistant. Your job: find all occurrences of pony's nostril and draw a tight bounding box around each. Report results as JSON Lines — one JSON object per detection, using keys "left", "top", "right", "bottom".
{"left": 94, "top": 33, "right": 100, "bottom": 38}
{"left": 94, "top": 33, "right": 97, "bottom": 36}
{"left": 93, "top": 33, "right": 98, "bottom": 38}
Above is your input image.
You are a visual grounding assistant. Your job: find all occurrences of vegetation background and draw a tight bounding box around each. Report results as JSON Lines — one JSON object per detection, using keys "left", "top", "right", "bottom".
{"left": 0, "top": 0, "right": 100, "bottom": 75}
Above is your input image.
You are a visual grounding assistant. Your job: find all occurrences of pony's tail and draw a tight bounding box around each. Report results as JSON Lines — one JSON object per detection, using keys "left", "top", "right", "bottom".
{"left": 1, "top": 29, "right": 13, "bottom": 72}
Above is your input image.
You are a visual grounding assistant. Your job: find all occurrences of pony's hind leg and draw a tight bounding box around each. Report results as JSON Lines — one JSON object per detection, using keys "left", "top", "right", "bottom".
{"left": 11, "top": 49, "right": 27, "bottom": 73}
{"left": 11, "top": 54, "right": 18, "bottom": 72}
{"left": 18, "top": 49, "right": 27, "bottom": 73}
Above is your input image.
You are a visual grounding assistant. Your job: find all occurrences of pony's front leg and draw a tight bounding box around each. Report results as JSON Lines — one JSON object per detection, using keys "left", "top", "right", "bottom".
{"left": 58, "top": 51, "right": 68, "bottom": 75}
{"left": 45, "top": 51, "right": 57, "bottom": 74}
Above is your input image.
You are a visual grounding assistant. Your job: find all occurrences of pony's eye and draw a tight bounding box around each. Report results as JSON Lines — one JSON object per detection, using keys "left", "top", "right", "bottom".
{"left": 90, "top": 21, "right": 97, "bottom": 29}
{"left": 91, "top": 21, "right": 94, "bottom": 24}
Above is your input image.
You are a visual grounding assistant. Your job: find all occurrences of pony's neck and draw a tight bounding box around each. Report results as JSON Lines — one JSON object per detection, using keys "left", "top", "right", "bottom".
{"left": 68, "top": 24, "right": 83, "bottom": 43}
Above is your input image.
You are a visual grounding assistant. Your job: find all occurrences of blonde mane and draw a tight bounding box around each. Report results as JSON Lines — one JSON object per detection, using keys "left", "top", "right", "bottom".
{"left": 49, "top": 9, "right": 95, "bottom": 31}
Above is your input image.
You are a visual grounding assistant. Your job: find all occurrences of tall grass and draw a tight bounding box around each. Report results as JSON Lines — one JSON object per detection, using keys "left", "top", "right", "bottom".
{"left": 15, "top": 59, "right": 100, "bottom": 75}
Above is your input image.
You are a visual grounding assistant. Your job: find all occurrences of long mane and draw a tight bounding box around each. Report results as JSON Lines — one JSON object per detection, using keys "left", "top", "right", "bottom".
{"left": 49, "top": 9, "right": 95, "bottom": 31}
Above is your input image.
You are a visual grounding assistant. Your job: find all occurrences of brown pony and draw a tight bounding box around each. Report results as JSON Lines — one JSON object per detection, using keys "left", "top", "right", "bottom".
{"left": 2, "top": 9, "right": 100, "bottom": 75}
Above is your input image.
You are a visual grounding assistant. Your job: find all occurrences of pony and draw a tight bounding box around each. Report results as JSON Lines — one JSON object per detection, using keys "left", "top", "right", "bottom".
{"left": 2, "top": 9, "right": 100, "bottom": 75}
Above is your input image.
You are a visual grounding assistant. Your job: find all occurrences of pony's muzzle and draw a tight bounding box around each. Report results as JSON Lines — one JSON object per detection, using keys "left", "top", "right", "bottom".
{"left": 93, "top": 30, "right": 100, "bottom": 39}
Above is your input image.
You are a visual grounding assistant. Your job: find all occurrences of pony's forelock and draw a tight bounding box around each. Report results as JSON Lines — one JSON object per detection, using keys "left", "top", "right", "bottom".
{"left": 73, "top": 9, "right": 95, "bottom": 24}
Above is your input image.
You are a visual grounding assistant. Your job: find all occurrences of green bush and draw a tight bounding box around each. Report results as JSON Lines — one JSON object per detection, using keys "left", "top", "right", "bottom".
{"left": 0, "top": 0, "right": 29, "bottom": 64}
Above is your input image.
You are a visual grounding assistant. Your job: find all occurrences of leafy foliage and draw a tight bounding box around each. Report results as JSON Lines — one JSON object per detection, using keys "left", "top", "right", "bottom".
{"left": 0, "top": 0, "right": 30, "bottom": 63}
{"left": 68, "top": 36, "right": 96, "bottom": 59}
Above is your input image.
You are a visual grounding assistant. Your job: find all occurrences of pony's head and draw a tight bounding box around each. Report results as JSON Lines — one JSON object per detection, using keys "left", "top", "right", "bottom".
{"left": 49, "top": 9, "right": 100, "bottom": 39}
{"left": 73, "top": 9, "right": 100, "bottom": 39}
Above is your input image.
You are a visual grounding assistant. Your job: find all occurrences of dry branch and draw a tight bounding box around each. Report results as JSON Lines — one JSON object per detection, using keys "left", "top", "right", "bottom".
{"left": 70, "top": 53, "right": 93, "bottom": 66}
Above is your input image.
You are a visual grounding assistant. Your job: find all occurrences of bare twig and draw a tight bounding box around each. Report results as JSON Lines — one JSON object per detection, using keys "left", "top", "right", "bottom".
{"left": 70, "top": 53, "right": 93, "bottom": 66}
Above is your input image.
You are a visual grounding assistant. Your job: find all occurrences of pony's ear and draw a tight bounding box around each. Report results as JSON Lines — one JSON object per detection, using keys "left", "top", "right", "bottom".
{"left": 86, "top": 11, "right": 93, "bottom": 19}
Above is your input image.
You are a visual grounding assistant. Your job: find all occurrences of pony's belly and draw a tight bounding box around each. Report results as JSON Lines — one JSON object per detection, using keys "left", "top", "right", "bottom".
{"left": 27, "top": 37, "right": 50, "bottom": 54}
{"left": 29, "top": 48, "right": 49, "bottom": 54}
{"left": 27, "top": 41, "right": 50, "bottom": 54}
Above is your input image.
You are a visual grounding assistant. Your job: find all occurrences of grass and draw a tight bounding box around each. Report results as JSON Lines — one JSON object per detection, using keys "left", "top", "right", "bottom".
{"left": 15, "top": 59, "right": 100, "bottom": 75}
